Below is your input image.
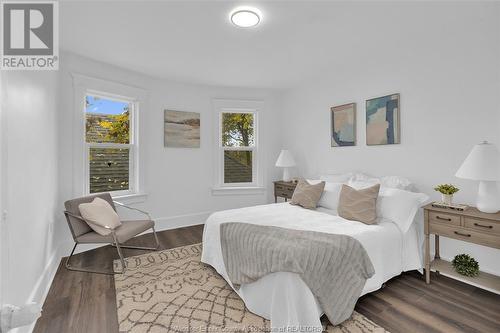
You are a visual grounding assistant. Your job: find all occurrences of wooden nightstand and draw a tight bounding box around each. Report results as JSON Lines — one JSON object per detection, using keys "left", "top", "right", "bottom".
{"left": 423, "top": 203, "right": 500, "bottom": 293}
{"left": 273, "top": 181, "right": 297, "bottom": 203}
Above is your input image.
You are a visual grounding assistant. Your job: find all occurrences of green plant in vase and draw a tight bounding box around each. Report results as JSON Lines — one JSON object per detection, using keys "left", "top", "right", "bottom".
{"left": 434, "top": 184, "right": 459, "bottom": 205}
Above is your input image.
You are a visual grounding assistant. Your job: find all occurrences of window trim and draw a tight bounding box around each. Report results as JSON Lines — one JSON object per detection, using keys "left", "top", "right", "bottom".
{"left": 72, "top": 73, "right": 147, "bottom": 199}
{"left": 212, "top": 99, "right": 265, "bottom": 194}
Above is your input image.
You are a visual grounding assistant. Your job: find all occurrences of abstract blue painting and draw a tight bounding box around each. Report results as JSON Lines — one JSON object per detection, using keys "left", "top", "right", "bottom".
{"left": 366, "top": 94, "right": 400, "bottom": 145}
{"left": 331, "top": 103, "right": 356, "bottom": 147}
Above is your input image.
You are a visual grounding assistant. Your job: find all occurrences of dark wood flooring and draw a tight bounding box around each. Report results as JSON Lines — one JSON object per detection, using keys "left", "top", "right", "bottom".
{"left": 34, "top": 225, "right": 500, "bottom": 333}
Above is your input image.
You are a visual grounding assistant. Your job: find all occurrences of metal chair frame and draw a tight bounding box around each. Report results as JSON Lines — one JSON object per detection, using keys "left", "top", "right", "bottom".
{"left": 64, "top": 201, "right": 160, "bottom": 275}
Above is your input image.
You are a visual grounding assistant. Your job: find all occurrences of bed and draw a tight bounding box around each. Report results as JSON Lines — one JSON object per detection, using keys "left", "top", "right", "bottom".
{"left": 201, "top": 200, "right": 425, "bottom": 331}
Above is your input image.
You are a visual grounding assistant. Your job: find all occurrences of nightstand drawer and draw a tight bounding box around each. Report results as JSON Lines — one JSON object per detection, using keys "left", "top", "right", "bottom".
{"left": 275, "top": 184, "right": 295, "bottom": 192}
{"left": 430, "top": 223, "right": 500, "bottom": 249}
{"left": 275, "top": 190, "right": 293, "bottom": 198}
{"left": 429, "top": 211, "right": 461, "bottom": 226}
{"left": 273, "top": 181, "right": 297, "bottom": 202}
{"left": 464, "top": 217, "right": 500, "bottom": 234}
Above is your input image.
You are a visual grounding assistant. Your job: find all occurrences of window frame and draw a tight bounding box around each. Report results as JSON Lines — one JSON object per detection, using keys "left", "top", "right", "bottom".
{"left": 212, "top": 99, "right": 265, "bottom": 194}
{"left": 219, "top": 109, "right": 258, "bottom": 187}
{"left": 83, "top": 90, "right": 137, "bottom": 196}
{"left": 72, "top": 74, "right": 147, "bottom": 201}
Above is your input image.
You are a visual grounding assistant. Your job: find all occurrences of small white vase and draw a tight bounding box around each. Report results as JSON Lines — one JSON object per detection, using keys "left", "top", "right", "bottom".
{"left": 442, "top": 194, "right": 453, "bottom": 205}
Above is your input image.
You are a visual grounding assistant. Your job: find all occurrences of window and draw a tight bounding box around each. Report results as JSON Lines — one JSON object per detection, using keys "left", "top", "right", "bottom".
{"left": 72, "top": 74, "right": 146, "bottom": 201}
{"left": 84, "top": 94, "right": 136, "bottom": 195}
{"left": 213, "top": 99, "right": 264, "bottom": 193}
{"left": 221, "top": 112, "right": 255, "bottom": 184}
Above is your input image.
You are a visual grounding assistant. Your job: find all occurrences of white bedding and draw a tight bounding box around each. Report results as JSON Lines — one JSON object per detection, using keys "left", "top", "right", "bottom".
{"left": 201, "top": 202, "right": 423, "bottom": 331}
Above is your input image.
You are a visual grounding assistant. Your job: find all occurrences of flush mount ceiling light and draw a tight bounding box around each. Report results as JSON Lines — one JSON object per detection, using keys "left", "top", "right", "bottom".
{"left": 230, "top": 7, "right": 262, "bottom": 28}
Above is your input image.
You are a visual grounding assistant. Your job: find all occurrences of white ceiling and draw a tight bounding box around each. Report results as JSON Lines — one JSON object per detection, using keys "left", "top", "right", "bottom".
{"left": 60, "top": 1, "right": 497, "bottom": 89}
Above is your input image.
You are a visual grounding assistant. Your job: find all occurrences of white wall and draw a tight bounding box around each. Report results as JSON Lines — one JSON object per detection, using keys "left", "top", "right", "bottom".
{"left": 1, "top": 71, "right": 60, "bottom": 310}
{"left": 0, "top": 50, "right": 283, "bottom": 330}
{"left": 58, "top": 52, "right": 283, "bottom": 252}
{"left": 0, "top": 71, "right": 5, "bottom": 309}
{"left": 3, "top": 2, "right": 499, "bottom": 318}
{"left": 281, "top": 3, "right": 500, "bottom": 274}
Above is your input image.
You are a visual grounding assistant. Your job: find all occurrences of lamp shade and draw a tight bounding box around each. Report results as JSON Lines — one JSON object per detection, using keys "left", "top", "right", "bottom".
{"left": 275, "top": 150, "right": 296, "bottom": 167}
{"left": 455, "top": 141, "right": 500, "bottom": 181}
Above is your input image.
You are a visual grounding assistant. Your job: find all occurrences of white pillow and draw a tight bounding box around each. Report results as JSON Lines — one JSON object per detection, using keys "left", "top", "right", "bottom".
{"left": 79, "top": 197, "right": 122, "bottom": 235}
{"left": 380, "top": 176, "right": 414, "bottom": 191}
{"left": 376, "top": 187, "right": 430, "bottom": 233}
{"left": 308, "top": 180, "right": 343, "bottom": 211}
{"left": 319, "top": 182, "right": 343, "bottom": 211}
{"left": 348, "top": 179, "right": 378, "bottom": 189}
{"left": 351, "top": 172, "right": 377, "bottom": 182}
{"left": 319, "top": 172, "right": 353, "bottom": 183}
{"left": 349, "top": 174, "right": 415, "bottom": 191}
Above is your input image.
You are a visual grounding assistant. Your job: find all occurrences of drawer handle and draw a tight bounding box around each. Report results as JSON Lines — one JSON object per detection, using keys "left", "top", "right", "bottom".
{"left": 473, "top": 223, "right": 493, "bottom": 229}
{"left": 454, "top": 231, "right": 471, "bottom": 237}
{"left": 276, "top": 186, "right": 283, "bottom": 190}
{"left": 436, "top": 216, "right": 452, "bottom": 221}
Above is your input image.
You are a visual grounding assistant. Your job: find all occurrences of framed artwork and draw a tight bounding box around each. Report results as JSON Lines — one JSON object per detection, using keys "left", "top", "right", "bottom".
{"left": 164, "top": 110, "right": 200, "bottom": 148}
{"left": 366, "top": 93, "right": 400, "bottom": 145}
{"left": 331, "top": 103, "right": 356, "bottom": 147}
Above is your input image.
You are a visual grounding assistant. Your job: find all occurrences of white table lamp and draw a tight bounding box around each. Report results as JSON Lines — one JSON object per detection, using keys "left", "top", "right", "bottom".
{"left": 455, "top": 141, "right": 500, "bottom": 213}
{"left": 275, "top": 150, "right": 296, "bottom": 182}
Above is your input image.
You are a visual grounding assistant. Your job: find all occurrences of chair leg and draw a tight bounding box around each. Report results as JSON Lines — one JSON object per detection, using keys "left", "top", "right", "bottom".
{"left": 65, "top": 242, "right": 117, "bottom": 275}
{"left": 64, "top": 243, "right": 77, "bottom": 269}
{"left": 114, "top": 241, "right": 126, "bottom": 274}
{"left": 152, "top": 226, "right": 160, "bottom": 249}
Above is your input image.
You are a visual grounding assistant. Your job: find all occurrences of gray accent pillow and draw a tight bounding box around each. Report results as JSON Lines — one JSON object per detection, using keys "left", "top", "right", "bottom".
{"left": 290, "top": 179, "right": 325, "bottom": 209}
{"left": 338, "top": 184, "right": 380, "bottom": 224}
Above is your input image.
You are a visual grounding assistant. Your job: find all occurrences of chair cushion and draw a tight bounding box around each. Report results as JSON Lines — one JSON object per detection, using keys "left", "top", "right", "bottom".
{"left": 76, "top": 219, "right": 154, "bottom": 244}
{"left": 78, "top": 197, "right": 122, "bottom": 235}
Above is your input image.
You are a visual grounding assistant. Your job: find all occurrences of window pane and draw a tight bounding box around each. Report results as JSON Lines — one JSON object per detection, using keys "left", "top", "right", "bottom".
{"left": 224, "top": 150, "right": 252, "bottom": 183}
{"left": 86, "top": 95, "right": 130, "bottom": 144}
{"left": 89, "top": 148, "right": 130, "bottom": 193}
{"left": 221, "top": 113, "right": 254, "bottom": 147}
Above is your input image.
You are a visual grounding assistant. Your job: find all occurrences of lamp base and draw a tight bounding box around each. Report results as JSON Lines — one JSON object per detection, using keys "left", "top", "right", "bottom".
{"left": 477, "top": 181, "right": 499, "bottom": 213}
{"left": 282, "top": 168, "right": 291, "bottom": 182}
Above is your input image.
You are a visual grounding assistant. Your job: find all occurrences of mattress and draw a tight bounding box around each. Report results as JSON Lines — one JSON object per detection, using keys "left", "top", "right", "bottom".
{"left": 201, "top": 202, "right": 423, "bottom": 331}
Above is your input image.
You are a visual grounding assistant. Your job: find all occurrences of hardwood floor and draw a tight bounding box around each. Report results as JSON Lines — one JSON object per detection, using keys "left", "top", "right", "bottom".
{"left": 34, "top": 225, "right": 500, "bottom": 333}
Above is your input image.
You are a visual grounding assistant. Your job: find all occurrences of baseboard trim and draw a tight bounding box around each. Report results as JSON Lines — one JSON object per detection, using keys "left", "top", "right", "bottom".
{"left": 13, "top": 243, "right": 66, "bottom": 333}
{"left": 28, "top": 250, "right": 63, "bottom": 304}
{"left": 154, "top": 211, "right": 211, "bottom": 230}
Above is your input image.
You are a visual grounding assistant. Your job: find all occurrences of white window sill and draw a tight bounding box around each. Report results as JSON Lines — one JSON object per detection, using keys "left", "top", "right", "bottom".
{"left": 112, "top": 192, "right": 148, "bottom": 204}
{"left": 211, "top": 186, "right": 266, "bottom": 196}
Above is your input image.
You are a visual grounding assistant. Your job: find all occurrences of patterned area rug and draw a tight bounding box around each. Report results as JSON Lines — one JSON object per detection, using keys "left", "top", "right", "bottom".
{"left": 114, "top": 243, "right": 388, "bottom": 333}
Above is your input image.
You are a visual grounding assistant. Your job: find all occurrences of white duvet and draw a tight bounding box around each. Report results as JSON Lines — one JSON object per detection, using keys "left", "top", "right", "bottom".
{"left": 201, "top": 202, "right": 424, "bottom": 331}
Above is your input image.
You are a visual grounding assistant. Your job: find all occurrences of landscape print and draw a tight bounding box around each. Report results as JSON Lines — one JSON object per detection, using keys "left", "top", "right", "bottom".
{"left": 331, "top": 103, "right": 356, "bottom": 147}
{"left": 366, "top": 94, "right": 400, "bottom": 145}
{"left": 164, "top": 110, "right": 200, "bottom": 148}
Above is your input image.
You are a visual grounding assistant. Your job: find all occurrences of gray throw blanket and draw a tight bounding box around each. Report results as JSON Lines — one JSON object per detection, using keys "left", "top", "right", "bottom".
{"left": 220, "top": 222, "right": 375, "bottom": 325}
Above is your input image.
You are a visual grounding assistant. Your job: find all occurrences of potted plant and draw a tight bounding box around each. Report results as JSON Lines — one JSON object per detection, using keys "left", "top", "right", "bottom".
{"left": 452, "top": 254, "right": 479, "bottom": 277}
{"left": 434, "top": 184, "right": 459, "bottom": 205}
